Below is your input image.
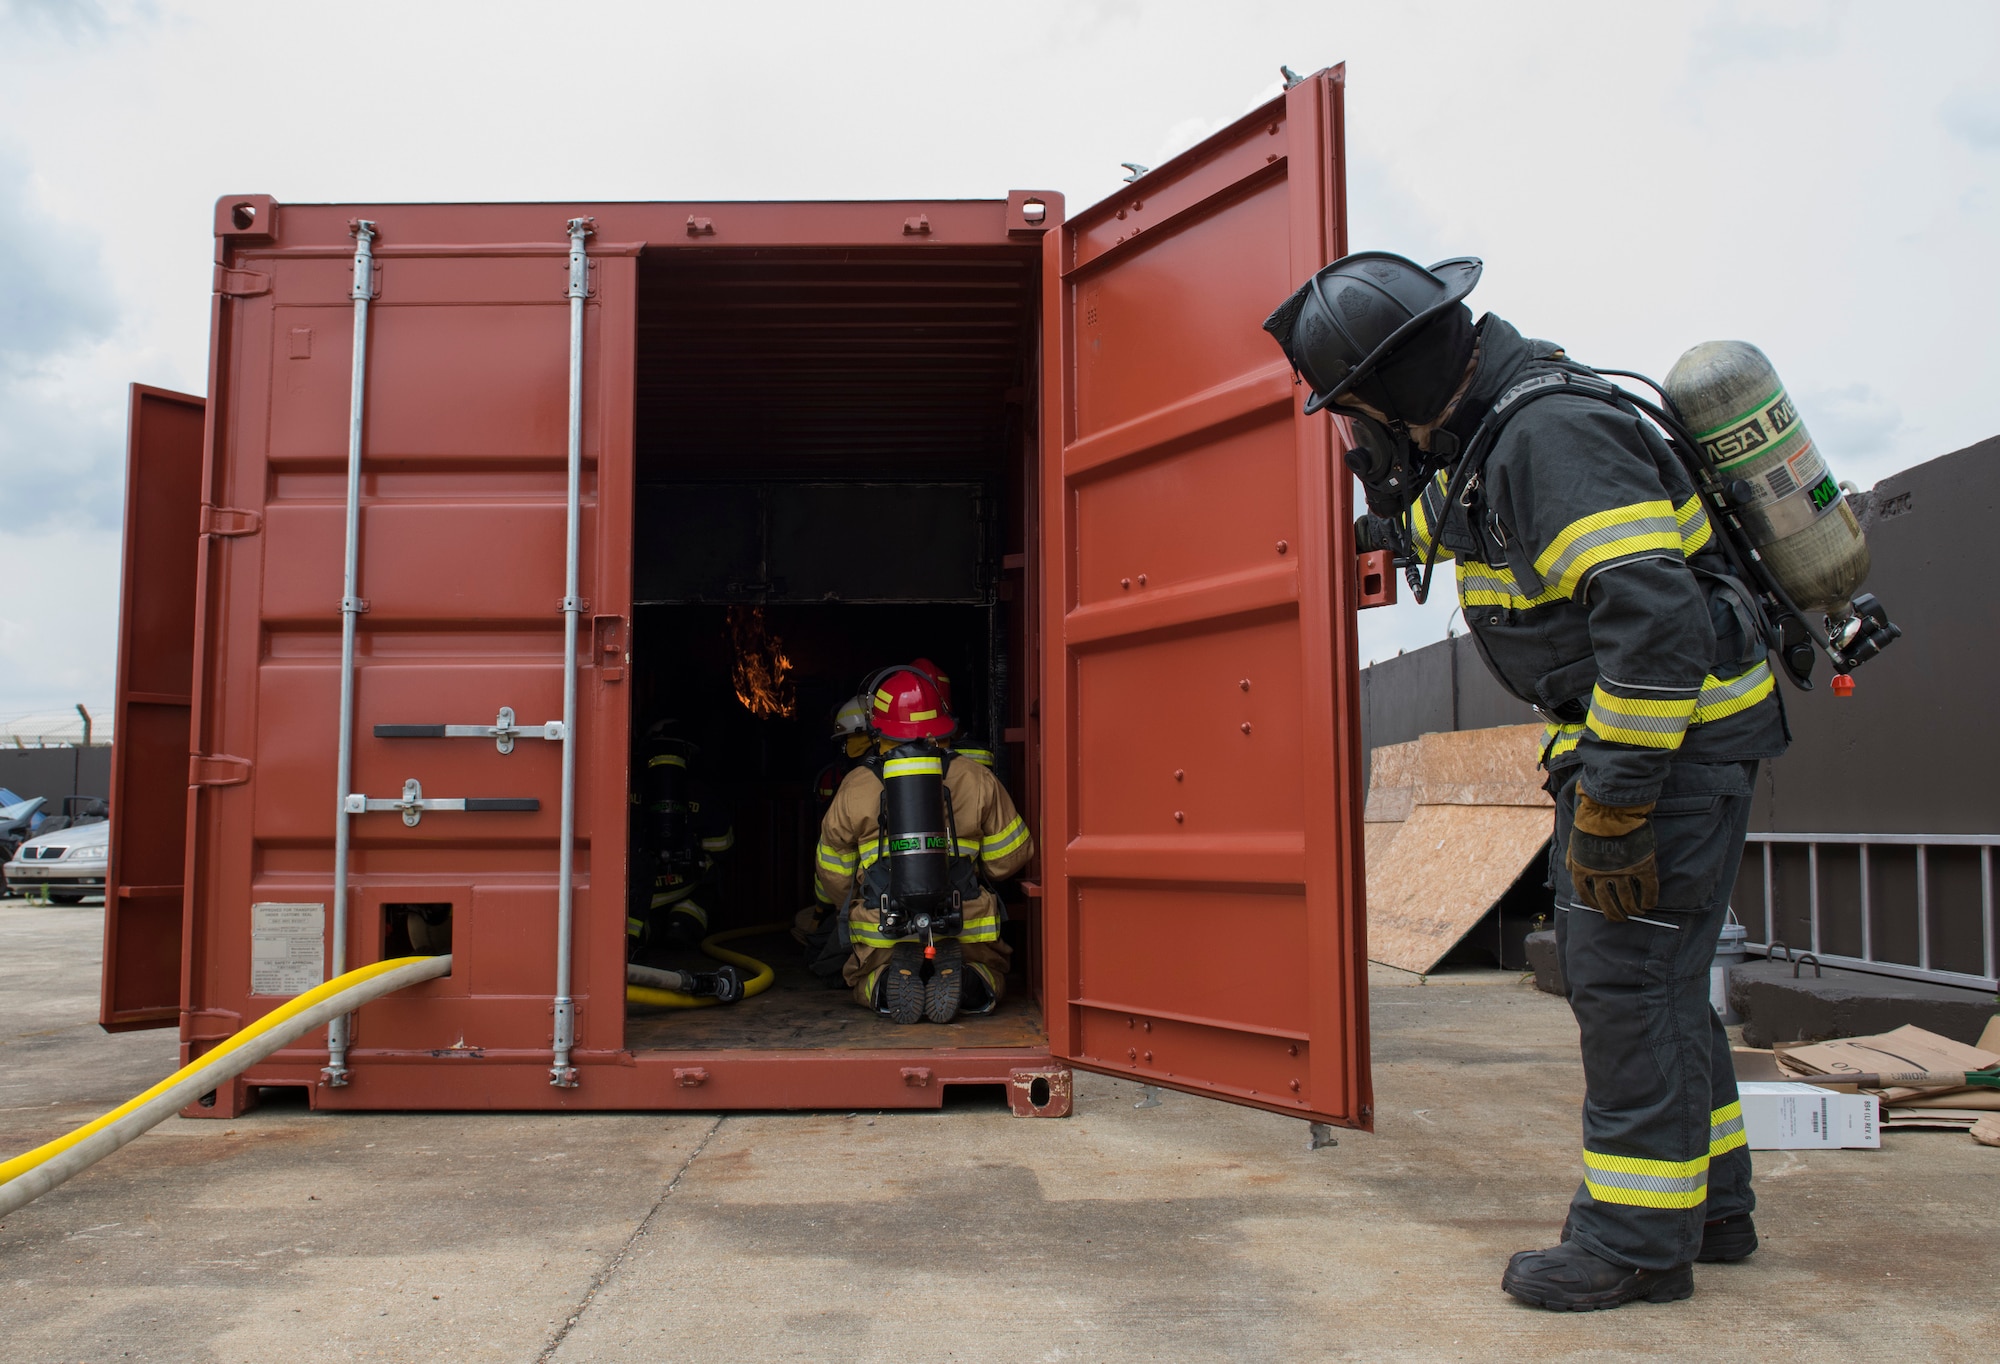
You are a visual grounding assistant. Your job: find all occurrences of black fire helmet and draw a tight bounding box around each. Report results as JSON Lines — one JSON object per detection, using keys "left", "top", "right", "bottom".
{"left": 1263, "top": 252, "right": 1483, "bottom": 421}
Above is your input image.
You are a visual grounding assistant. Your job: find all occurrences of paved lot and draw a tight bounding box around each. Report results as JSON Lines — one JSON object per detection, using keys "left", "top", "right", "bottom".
{"left": 2, "top": 898, "right": 1995, "bottom": 1362}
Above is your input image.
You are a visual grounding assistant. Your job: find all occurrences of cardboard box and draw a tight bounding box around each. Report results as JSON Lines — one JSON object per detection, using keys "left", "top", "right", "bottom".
{"left": 1737, "top": 1082, "right": 1881, "bottom": 1149}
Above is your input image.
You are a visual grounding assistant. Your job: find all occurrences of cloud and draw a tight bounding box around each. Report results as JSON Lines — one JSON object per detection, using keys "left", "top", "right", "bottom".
{"left": 1941, "top": 86, "right": 2000, "bottom": 150}
{"left": 0, "top": 0, "right": 113, "bottom": 40}
{"left": 0, "top": 148, "right": 124, "bottom": 530}
{"left": 1687, "top": 2, "right": 1843, "bottom": 73}
{"left": 1796, "top": 381, "right": 1903, "bottom": 485}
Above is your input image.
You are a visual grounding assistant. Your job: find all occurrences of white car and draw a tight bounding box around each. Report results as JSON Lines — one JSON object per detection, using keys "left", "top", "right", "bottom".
{"left": 6, "top": 816, "right": 109, "bottom": 903}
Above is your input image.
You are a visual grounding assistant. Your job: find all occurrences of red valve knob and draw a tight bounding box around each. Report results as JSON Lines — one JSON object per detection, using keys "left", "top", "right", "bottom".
{"left": 923, "top": 944, "right": 936, "bottom": 960}
{"left": 1831, "top": 674, "right": 1855, "bottom": 697}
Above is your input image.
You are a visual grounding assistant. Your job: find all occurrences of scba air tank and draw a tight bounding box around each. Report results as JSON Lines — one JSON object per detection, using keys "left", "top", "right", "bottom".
{"left": 1665, "top": 341, "right": 1870, "bottom": 615}
{"left": 880, "top": 745, "right": 953, "bottom": 912}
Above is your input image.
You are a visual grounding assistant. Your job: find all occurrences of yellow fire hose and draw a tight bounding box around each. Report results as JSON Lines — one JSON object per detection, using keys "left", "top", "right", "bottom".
{"left": 624, "top": 922, "right": 786, "bottom": 1009}
{"left": 0, "top": 954, "right": 452, "bottom": 1219}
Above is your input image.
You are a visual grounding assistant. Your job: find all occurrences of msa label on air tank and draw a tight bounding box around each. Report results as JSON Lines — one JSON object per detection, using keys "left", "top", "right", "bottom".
{"left": 251, "top": 902, "right": 326, "bottom": 996}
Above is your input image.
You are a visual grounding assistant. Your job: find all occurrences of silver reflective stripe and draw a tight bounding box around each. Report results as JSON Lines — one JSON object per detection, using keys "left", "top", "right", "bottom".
{"left": 1539, "top": 513, "right": 1680, "bottom": 593}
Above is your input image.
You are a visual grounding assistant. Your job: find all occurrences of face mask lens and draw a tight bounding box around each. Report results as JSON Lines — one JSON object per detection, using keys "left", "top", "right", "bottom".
{"left": 1341, "top": 414, "right": 1403, "bottom": 488}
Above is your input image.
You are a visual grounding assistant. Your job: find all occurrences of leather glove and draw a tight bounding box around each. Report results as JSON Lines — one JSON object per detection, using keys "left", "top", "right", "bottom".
{"left": 1566, "top": 790, "right": 1658, "bottom": 922}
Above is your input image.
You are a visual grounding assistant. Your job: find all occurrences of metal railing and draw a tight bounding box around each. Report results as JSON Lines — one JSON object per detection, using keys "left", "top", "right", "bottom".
{"left": 1741, "top": 832, "right": 1999, "bottom": 993}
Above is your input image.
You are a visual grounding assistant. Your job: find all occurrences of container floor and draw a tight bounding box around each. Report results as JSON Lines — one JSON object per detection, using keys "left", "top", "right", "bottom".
{"left": 625, "top": 944, "right": 1045, "bottom": 1053}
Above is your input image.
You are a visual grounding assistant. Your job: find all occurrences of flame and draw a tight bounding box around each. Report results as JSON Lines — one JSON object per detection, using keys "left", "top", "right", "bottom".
{"left": 728, "top": 606, "right": 797, "bottom": 719}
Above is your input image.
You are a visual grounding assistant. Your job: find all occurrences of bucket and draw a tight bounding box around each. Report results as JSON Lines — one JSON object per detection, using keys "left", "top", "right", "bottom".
{"left": 1711, "top": 911, "right": 1749, "bottom": 1024}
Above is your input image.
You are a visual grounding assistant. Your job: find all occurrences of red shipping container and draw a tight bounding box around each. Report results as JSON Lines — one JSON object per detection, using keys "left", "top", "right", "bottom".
{"left": 104, "top": 68, "right": 1372, "bottom": 1128}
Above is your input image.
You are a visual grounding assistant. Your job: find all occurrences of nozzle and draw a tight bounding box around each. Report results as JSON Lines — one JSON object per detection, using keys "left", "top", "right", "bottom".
{"left": 688, "top": 966, "right": 744, "bottom": 1004}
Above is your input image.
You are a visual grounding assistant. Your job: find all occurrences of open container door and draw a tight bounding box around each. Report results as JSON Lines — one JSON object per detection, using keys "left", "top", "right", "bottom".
{"left": 1040, "top": 65, "right": 1372, "bottom": 1126}
{"left": 102, "top": 384, "right": 206, "bottom": 1030}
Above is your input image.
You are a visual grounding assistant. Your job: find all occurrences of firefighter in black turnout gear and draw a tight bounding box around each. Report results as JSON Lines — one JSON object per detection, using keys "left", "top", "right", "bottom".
{"left": 1266, "top": 253, "right": 1784, "bottom": 1311}
{"left": 629, "top": 735, "right": 734, "bottom": 955}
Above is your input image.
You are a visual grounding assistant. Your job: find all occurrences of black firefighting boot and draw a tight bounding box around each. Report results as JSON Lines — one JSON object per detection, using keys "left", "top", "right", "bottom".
{"left": 1561, "top": 1212, "right": 1757, "bottom": 1264}
{"left": 659, "top": 906, "right": 707, "bottom": 951}
{"left": 1695, "top": 1214, "right": 1758, "bottom": 1263}
{"left": 924, "top": 940, "right": 964, "bottom": 1024}
{"left": 1502, "top": 1241, "right": 1693, "bottom": 1311}
{"left": 877, "top": 941, "right": 926, "bottom": 1025}
{"left": 959, "top": 962, "right": 1000, "bottom": 1016}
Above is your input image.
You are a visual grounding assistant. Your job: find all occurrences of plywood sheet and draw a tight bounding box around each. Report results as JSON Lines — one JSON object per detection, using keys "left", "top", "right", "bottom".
{"left": 1364, "top": 736, "right": 1424, "bottom": 825}
{"left": 1410, "top": 725, "right": 1552, "bottom": 808}
{"left": 1366, "top": 802, "right": 1554, "bottom": 974}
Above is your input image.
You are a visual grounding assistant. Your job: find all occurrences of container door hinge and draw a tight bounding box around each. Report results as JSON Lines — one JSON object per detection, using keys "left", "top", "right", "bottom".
{"left": 344, "top": 778, "right": 541, "bottom": 827}
{"left": 189, "top": 754, "right": 252, "bottom": 787}
{"left": 200, "top": 505, "right": 263, "bottom": 538}
{"left": 213, "top": 267, "right": 271, "bottom": 297}
{"left": 593, "top": 615, "right": 626, "bottom": 682}
{"left": 372, "top": 707, "right": 564, "bottom": 755}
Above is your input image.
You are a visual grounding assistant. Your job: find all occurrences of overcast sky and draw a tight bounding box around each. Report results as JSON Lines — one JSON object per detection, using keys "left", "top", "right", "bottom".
{"left": 1, "top": 0, "right": 1995, "bottom": 721}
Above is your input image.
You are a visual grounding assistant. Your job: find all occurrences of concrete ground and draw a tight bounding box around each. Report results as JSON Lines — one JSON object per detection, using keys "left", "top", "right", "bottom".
{"left": 3, "top": 899, "right": 1995, "bottom": 1363}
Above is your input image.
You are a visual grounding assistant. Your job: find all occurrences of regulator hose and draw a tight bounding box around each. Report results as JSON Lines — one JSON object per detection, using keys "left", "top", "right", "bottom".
{"left": 0, "top": 954, "right": 452, "bottom": 1219}
{"left": 623, "top": 922, "right": 785, "bottom": 1009}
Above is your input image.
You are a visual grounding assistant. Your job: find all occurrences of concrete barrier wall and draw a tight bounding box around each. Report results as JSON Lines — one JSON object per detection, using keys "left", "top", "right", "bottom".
{"left": 0, "top": 747, "right": 113, "bottom": 808}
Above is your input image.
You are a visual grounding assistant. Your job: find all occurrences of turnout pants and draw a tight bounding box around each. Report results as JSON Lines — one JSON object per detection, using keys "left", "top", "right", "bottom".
{"left": 842, "top": 898, "right": 1012, "bottom": 1009}
{"left": 1552, "top": 760, "right": 1758, "bottom": 1271}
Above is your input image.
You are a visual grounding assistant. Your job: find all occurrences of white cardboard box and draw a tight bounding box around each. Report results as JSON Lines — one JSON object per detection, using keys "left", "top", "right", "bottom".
{"left": 1737, "top": 1082, "right": 1880, "bottom": 1149}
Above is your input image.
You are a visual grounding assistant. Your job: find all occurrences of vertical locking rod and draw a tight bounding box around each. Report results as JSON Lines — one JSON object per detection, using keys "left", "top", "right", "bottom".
{"left": 325, "top": 220, "right": 376, "bottom": 1087}
{"left": 551, "top": 217, "right": 592, "bottom": 1087}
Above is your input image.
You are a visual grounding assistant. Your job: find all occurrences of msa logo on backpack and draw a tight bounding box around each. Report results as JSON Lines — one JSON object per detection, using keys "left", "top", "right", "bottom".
{"left": 1703, "top": 416, "right": 1768, "bottom": 464}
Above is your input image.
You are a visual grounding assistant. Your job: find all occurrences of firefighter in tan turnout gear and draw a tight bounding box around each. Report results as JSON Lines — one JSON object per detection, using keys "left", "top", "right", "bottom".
{"left": 814, "top": 665, "right": 1032, "bottom": 1023}
{"left": 1266, "top": 253, "right": 1787, "bottom": 1312}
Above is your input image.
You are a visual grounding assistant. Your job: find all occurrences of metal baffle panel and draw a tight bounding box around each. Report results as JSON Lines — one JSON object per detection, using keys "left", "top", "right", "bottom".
{"left": 1039, "top": 66, "right": 1374, "bottom": 1127}
{"left": 181, "top": 205, "right": 638, "bottom": 1111}
{"left": 102, "top": 385, "right": 206, "bottom": 1030}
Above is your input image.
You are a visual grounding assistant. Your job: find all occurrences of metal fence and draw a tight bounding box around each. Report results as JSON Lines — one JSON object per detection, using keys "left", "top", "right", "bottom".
{"left": 1737, "top": 832, "right": 1999, "bottom": 993}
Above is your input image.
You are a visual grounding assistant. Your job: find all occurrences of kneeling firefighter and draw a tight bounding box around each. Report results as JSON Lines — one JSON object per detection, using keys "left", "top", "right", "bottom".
{"left": 814, "top": 665, "right": 1033, "bottom": 1024}
{"left": 794, "top": 694, "right": 875, "bottom": 976}
{"left": 630, "top": 735, "right": 736, "bottom": 955}
{"left": 1264, "top": 253, "right": 1893, "bottom": 1311}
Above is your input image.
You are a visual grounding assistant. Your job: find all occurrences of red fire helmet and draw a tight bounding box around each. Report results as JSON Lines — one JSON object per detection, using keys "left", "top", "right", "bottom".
{"left": 868, "top": 667, "right": 957, "bottom": 740}
{"left": 908, "top": 657, "right": 953, "bottom": 711}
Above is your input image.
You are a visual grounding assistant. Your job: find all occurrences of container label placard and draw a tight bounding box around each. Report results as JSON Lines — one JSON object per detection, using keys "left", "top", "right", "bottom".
{"left": 251, "top": 902, "right": 326, "bottom": 996}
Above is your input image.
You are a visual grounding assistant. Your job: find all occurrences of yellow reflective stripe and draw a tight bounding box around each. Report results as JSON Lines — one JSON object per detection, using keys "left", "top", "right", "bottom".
{"left": 701, "top": 829, "right": 735, "bottom": 853}
{"left": 1585, "top": 683, "right": 1696, "bottom": 750}
{"left": 873, "top": 688, "right": 894, "bottom": 710}
{"left": 955, "top": 838, "right": 980, "bottom": 857}
{"left": 651, "top": 882, "right": 696, "bottom": 908}
{"left": 814, "top": 881, "right": 834, "bottom": 906}
{"left": 850, "top": 924, "right": 905, "bottom": 948}
{"left": 647, "top": 753, "right": 687, "bottom": 769}
{"left": 1409, "top": 472, "right": 1452, "bottom": 563}
{"left": 1534, "top": 500, "right": 1681, "bottom": 597}
{"left": 670, "top": 900, "right": 708, "bottom": 928}
{"left": 817, "top": 842, "right": 857, "bottom": 874}
{"left": 1581, "top": 1148, "right": 1709, "bottom": 1209}
{"left": 909, "top": 708, "right": 938, "bottom": 723}
{"left": 1693, "top": 662, "right": 1775, "bottom": 724}
{"left": 1456, "top": 559, "right": 1564, "bottom": 611}
{"left": 955, "top": 747, "right": 996, "bottom": 768}
{"left": 1543, "top": 721, "right": 1584, "bottom": 761}
{"left": 981, "top": 815, "right": 1029, "bottom": 861}
{"left": 858, "top": 844, "right": 883, "bottom": 871}
{"left": 1710, "top": 1101, "right": 1748, "bottom": 1158}
{"left": 959, "top": 917, "right": 1001, "bottom": 943}
{"left": 1676, "top": 495, "right": 1713, "bottom": 556}
{"left": 627, "top": 916, "right": 644, "bottom": 937}
{"left": 882, "top": 757, "right": 943, "bottom": 779}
